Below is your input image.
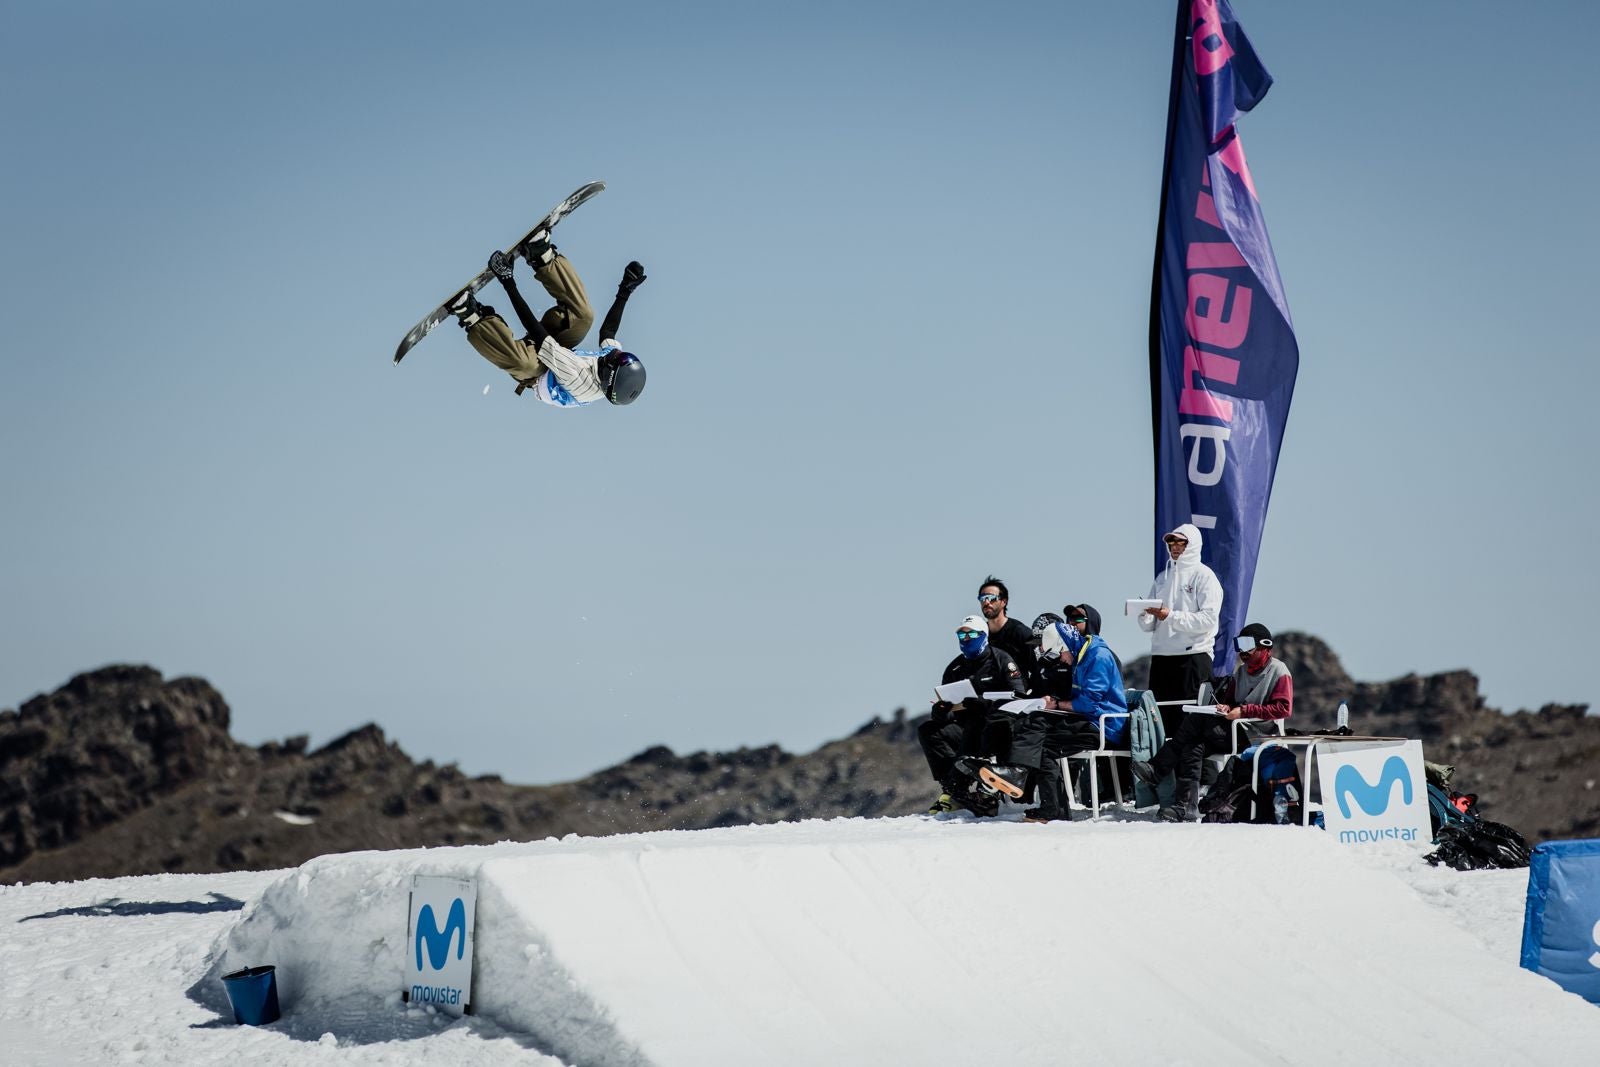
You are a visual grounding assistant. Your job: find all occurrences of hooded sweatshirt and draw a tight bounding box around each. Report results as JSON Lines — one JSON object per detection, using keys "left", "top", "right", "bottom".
{"left": 1136, "top": 522, "right": 1223, "bottom": 658}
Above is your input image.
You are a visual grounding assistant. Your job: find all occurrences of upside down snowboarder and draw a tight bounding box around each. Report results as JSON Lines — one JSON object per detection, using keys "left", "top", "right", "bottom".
{"left": 447, "top": 229, "right": 649, "bottom": 407}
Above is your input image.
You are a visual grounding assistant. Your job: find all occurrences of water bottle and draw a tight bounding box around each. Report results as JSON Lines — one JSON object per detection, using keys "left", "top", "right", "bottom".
{"left": 1336, "top": 701, "right": 1349, "bottom": 732}
{"left": 1273, "top": 784, "right": 1290, "bottom": 825}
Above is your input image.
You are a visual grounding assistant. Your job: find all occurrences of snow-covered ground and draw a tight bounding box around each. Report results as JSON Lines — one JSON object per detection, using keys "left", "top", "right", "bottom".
{"left": 2, "top": 815, "right": 1595, "bottom": 1066}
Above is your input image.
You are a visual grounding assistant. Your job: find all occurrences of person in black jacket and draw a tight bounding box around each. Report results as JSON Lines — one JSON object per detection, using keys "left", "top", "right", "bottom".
{"left": 977, "top": 576, "right": 1037, "bottom": 689}
{"left": 919, "top": 615, "right": 1027, "bottom": 815}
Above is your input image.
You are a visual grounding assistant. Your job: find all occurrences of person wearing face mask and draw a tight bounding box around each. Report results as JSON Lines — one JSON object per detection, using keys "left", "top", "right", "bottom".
{"left": 1137, "top": 523, "right": 1224, "bottom": 736}
{"left": 1131, "top": 623, "right": 1293, "bottom": 822}
{"left": 920, "top": 615, "right": 1027, "bottom": 815}
{"left": 971, "top": 615, "right": 1130, "bottom": 820}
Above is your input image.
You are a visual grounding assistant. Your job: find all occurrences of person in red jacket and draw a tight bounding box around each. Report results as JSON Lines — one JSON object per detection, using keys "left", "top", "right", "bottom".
{"left": 1131, "top": 623, "right": 1292, "bottom": 822}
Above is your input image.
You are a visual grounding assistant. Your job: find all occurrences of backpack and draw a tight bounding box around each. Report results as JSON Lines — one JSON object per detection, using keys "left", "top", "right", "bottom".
{"left": 1426, "top": 782, "right": 1480, "bottom": 841}
{"left": 1253, "top": 746, "right": 1302, "bottom": 825}
{"left": 1124, "top": 689, "right": 1172, "bottom": 808}
{"left": 1200, "top": 747, "right": 1302, "bottom": 825}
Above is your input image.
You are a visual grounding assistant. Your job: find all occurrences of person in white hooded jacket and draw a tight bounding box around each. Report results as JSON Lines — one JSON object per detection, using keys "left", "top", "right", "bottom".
{"left": 1136, "top": 522, "right": 1223, "bottom": 734}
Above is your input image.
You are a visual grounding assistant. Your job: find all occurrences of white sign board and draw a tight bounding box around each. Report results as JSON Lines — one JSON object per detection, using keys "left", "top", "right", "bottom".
{"left": 404, "top": 874, "right": 477, "bottom": 1015}
{"left": 1316, "top": 739, "right": 1430, "bottom": 849}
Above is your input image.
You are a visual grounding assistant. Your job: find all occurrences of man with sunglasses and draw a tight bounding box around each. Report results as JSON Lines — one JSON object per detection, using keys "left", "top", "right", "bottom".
{"left": 448, "top": 240, "right": 649, "bottom": 407}
{"left": 1136, "top": 523, "right": 1223, "bottom": 735}
{"left": 1131, "top": 623, "right": 1293, "bottom": 822}
{"left": 977, "top": 577, "right": 1036, "bottom": 687}
{"left": 919, "top": 615, "right": 1028, "bottom": 815}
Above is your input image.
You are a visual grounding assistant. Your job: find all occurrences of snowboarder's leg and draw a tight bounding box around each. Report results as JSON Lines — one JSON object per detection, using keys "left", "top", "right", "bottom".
{"left": 532, "top": 254, "right": 595, "bottom": 349}
{"left": 456, "top": 306, "right": 543, "bottom": 382}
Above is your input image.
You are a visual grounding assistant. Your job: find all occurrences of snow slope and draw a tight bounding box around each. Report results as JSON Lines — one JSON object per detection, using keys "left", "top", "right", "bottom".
{"left": 3, "top": 816, "right": 1596, "bottom": 1066}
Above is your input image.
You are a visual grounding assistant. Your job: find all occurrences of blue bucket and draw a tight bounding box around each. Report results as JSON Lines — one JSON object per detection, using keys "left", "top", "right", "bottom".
{"left": 220, "top": 965, "right": 281, "bottom": 1025}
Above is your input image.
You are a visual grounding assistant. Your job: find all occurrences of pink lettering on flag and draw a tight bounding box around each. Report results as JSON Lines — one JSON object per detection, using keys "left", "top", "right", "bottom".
{"left": 1186, "top": 273, "right": 1253, "bottom": 350}
{"left": 1179, "top": 346, "right": 1241, "bottom": 421}
{"left": 1191, "top": 0, "right": 1235, "bottom": 76}
{"left": 1214, "top": 137, "right": 1259, "bottom": 199}
{"left": 1186, "top": 242, "right": 1247, "bottom": 270}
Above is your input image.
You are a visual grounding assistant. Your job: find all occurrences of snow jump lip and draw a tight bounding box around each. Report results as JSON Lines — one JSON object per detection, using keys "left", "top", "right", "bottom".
{"left": 206, "top": 817, "right": 1600, "bottom": 1067}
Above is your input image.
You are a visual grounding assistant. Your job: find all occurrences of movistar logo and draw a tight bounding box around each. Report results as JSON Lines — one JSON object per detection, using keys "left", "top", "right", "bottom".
{"left": 415, "top": 897, "right": 468, "bottom": 972}
{"left": 1334, "top": 756, "right": 1412, "bottom": 818}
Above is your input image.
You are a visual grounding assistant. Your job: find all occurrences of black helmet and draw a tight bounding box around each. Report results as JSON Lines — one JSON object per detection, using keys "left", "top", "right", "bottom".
{"left": 597, "top": 350, "right": 646, "bottom": 405}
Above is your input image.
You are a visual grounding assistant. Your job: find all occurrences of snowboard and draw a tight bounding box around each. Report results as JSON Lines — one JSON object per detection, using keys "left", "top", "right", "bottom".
{"left": 392, "top": 180, "right": 606, "bottom": 365}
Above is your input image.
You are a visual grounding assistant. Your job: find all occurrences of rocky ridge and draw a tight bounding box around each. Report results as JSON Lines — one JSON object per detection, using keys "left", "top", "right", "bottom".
{"left": 2, "top": 635, "right": 1595, "bottom": 883}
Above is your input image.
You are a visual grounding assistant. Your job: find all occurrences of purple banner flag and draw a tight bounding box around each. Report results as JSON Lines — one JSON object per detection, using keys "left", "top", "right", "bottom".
{"left": 1150, "top": 0, "right": 1298, "bottom": 672}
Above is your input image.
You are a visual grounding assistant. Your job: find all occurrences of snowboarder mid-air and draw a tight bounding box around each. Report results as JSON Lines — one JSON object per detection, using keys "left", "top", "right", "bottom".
{"left": 447, "top": 232, "right": 648, "bottom": 407}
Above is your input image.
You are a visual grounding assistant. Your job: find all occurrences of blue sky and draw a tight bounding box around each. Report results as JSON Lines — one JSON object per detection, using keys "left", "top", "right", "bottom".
{"left": 3, "top": 1, "right": 1597, "bottom": 783}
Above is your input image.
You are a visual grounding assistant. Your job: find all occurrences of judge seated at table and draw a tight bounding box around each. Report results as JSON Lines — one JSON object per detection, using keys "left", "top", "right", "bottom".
{"left": 1131, "top": 623, "right": 1293, "bottom": 822}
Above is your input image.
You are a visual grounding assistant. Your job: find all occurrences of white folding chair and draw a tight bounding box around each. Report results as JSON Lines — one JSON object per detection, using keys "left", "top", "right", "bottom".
{"left": 1063, "top": 711, "right": 1132, "bottom": 818}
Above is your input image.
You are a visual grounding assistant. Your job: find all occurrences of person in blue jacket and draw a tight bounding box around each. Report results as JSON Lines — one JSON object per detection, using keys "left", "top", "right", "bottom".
{"left": 976, "top": 618, "right": 1128, "bottom": 820}
{"left": 1042, "top": 620, "right": 1128, "bottom": 744}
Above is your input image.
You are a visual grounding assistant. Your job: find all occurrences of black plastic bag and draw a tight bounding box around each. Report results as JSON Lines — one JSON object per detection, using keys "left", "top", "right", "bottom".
{"left": 1425, "top": 819, "right": 1531, "bottom": 871}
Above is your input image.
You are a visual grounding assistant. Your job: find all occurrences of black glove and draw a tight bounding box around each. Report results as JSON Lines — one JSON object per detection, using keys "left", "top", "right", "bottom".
{"left": 489, "top": 250, "right": 515, "bottom": 284}
{"left": 618, "top": 260, "right": 647, "bottom": 296}
{"left": 930, "top": 700, "right": 954, "bottom": 722}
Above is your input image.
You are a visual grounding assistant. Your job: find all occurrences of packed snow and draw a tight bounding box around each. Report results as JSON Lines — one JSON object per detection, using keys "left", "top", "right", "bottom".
{"left": 2, "top": 815, "right": 1596, "bottom": 1066}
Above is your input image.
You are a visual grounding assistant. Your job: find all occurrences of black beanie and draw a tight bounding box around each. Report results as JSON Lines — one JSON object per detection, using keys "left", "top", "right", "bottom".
{"left": 1238, "top": 622, "right": 1274, "bottom": 646}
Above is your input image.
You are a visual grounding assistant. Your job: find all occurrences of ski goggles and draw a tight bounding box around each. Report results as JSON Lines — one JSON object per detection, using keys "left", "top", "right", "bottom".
{"left": 956, "top": 629, "right": 984, "bottom": 641}
{"left": 1236, "top": 634, "right": 1274, "bottom": 652}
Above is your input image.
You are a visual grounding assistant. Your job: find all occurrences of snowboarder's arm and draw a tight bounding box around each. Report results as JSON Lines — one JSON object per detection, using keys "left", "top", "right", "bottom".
{"left": 503, "top": 277, "right": 550, "bottom": 349}
{"left": 489, "top": 252, "right": 551, "bottom": 348}
{"left": 597, "top": 261, "right": 647, "bottom": 346}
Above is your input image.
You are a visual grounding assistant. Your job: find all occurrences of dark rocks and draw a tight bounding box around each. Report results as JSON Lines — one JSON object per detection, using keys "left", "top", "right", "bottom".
{"left": 4, "top": 644, "right": 1598, "bottom": 883}
{"left": 0, "top": 665, "right": 237, "bottom": 868}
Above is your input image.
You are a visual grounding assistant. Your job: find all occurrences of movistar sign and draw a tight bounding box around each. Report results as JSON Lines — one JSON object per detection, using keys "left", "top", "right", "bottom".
{"left": 1334, "top": 756, "right": 1412, "bottom": 818}
{"left": 415, "top": 897, "right": 468, "bottom": 971}
{"left": 405, "top": 875, "right": 477, "bottom": 1016}
{"left": 1316, "top": 740, "right": 1430, "bottom": 849}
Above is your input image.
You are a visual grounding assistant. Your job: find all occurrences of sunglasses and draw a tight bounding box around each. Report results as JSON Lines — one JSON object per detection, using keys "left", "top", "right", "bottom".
{"left": 977, "top": 593, "right": 1002, "bottom": 603}
{"left": 957, "top": 629, "right": 984, "bottom": 640}
{"left": 1164, "top": 536, "right": 1188, "bottom": 546}
{"left": 1065, "top": 617, "right": 1088, "bottom": 626}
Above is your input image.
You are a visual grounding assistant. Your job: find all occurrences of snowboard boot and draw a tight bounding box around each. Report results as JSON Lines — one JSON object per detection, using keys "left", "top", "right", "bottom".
{"left": 927, "top": 792, "right": 957, "bottom": 815}
{"left": 1131, "top": 759, "right": 1163, "bottom": 787}
{"left": 519, "top": 230, "right": 557, "bottom": 269}
{"left": 1158, "top": 779, "right": 1201, "bottom": 822}
{"left": 954, "top": 786, "right": 999, "bottom": 818}
{"left": 1027, "top": 773, "right": 1074, "bottom": 822}
{"left": 446, "top": 290, "right": 492, "bottom": 329}
{"left": 977, "top": 763, "right": 1029, "bottom": 800}
{"left": 950, "top": 756, "right": 986, "bottom": 784}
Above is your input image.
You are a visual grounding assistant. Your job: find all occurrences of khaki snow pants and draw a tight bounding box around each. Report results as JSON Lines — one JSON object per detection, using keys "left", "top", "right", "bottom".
{"left": 465, "top": 253, "right": 594, "bottom": 381}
